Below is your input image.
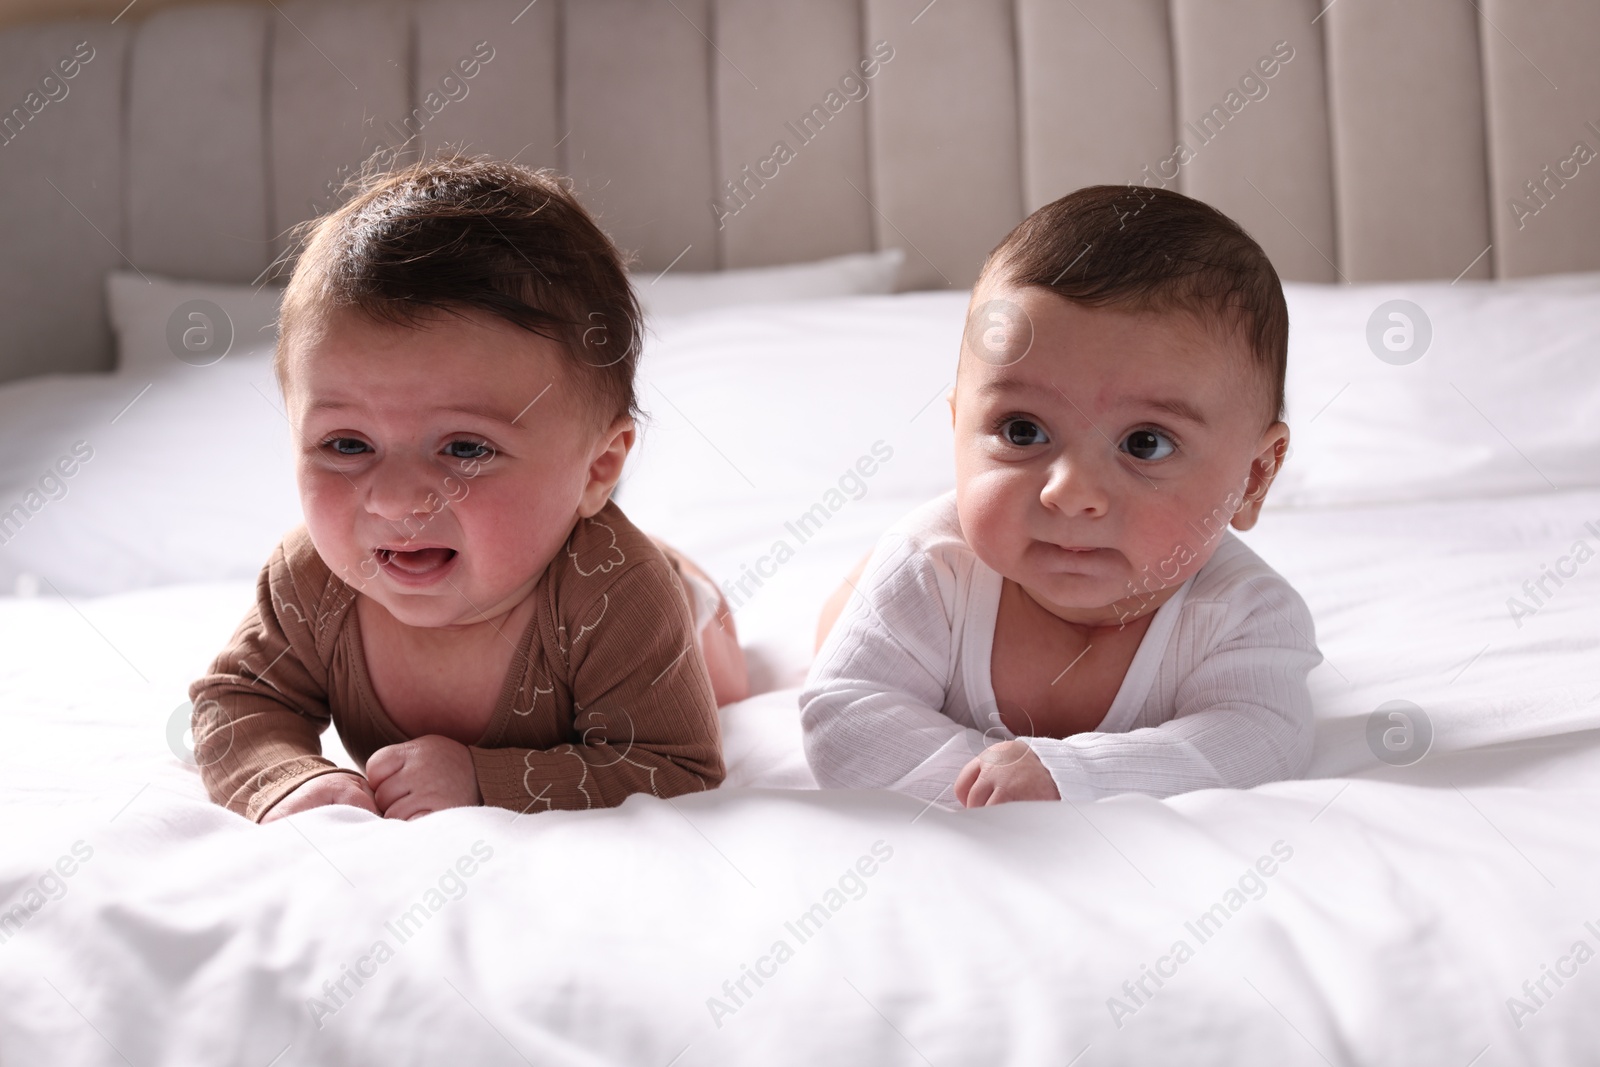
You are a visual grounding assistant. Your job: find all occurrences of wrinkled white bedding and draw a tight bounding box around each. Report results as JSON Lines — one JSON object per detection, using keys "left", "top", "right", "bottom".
{"left": 4, "top": 747, "right": 1599, "bottom": 1065}
{"left": 2, "top": 289, "right": 1599, "bottom": 1065}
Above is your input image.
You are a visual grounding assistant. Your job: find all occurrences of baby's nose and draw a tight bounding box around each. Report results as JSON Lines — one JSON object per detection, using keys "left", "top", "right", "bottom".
{"left": 1041, "top": 453, "right": 1110, "bottom": 516}
{"left": 364, "top": 457, "right": 445, "bottom": 523}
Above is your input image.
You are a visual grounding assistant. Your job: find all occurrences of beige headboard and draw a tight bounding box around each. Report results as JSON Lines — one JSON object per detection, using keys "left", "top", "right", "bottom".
{"left": 1, "top": 0, "right": 1597, "bottom": 383}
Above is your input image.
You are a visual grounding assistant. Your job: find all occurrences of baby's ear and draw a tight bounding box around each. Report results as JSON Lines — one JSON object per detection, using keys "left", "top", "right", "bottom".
{"left": 579, "top": 415, "right": 636, "bottom": 518}
{"left": 1231, "top": 423, "right": 1289, "bottom": 532}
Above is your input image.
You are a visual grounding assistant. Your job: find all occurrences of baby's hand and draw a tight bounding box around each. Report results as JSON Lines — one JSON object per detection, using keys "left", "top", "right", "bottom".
{"left": 261, "top": 771, "right": 380, "bottom": 822}
{"left": 367, "top": 736, "right": 483, "bottom": 820}
{"left": 955, "top": 740, "right": 1061, "bottom": 807}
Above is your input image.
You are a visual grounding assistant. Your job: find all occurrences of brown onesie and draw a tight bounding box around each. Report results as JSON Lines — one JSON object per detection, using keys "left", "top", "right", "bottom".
{"left": 188, "top": 500, "right": 725, "bottom": 822}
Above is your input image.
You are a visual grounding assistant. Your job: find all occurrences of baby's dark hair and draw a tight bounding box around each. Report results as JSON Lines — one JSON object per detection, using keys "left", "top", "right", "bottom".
{"left": 978, "top": 185, "right": 1288, "bottom": 424}
{"left": 275, "top": 152, "right": 641, "bottom": 425}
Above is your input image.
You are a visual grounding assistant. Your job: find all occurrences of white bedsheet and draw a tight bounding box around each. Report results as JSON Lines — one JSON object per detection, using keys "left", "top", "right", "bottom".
{"left": 4, "top": 758, "right": 1599, "bottom": 1064}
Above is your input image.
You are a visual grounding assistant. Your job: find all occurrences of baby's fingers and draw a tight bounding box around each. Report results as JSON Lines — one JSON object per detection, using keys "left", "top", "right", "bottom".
{"left": 381, "top": 793, "right": 433, "bottom": 821}
{"left": 372, "top": 773, "right": 411, "bottom": 815}
{"left": 344, "top": 782, "right": 381, "bottom": 815}
{"left": 953, "top": 756, "right": 983, "bottom": 806}
{"left": 365, "top": 743, "right": 407, "bottom": 786}
{"left": 961, "top": 769, "right": 997, "bottom": 808}
{"left": 261, "top": 773, "right": 377, "bottom": 821}
{"left": 315, "top": 774, "right": 379, "bottom": 815}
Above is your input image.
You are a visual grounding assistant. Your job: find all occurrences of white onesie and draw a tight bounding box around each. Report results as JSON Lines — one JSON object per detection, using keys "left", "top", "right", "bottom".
{"left": 800, "top": 491, "right": 1321, "bottom": 805}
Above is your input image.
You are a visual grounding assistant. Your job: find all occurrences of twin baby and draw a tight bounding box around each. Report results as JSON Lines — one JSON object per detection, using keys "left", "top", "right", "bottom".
{"left": 190, "top": 156, "right": 1321, "bottom": 821}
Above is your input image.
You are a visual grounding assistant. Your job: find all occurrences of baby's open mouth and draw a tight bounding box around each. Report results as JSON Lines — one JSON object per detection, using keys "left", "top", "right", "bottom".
{"left": 375, "top": 547, "right": 457, "bottom": 575}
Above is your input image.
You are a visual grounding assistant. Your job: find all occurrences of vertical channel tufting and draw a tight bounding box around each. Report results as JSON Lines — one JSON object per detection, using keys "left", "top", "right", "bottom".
{"left": 0, "top": 20, "right": 130, "bottom": 377}
{"left": 412, "top": 0, "right": 559, "bottom": 168}
{"left": 1324, "top": 0, "right": 1490, "bottom": 282}
{"left": 10, "top": 0, "right": 1600, "bottom": 385}
{"left": 1480, "top": 0, "right": 1600, "bottom": 278}
{"left": 565, "top": 0, "right": 717, "bottom": 272}
{"left": 712, "top": 0, "right": 873, "bottom": 269}
{"left": 1170, "top": 0, "right": 1338, "bottom": 282}
{"left": 128, "top": 5, "right": 272, "bottom": 283}
{"left": 1015, "top": 0, "right": 1174, "bottom": 213}
{"left": 267, "top": 0, "right": 411, "bottom": 257}
{"left": 863, "top": 0, "right": 1022, "bottom": 289}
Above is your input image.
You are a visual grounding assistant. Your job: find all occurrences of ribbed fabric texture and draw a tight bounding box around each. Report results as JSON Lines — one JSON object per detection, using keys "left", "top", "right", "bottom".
{"left": 189, "top": 501, "right": 724, "bottom": 822}
{"left": 800, "top": 492, "right": 1321, "bottom": 805}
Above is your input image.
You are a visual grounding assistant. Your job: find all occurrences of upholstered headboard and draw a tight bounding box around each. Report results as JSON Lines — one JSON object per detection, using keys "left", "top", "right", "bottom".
{"left": 1, "top": 0, "right": 1597, "bottom": 383}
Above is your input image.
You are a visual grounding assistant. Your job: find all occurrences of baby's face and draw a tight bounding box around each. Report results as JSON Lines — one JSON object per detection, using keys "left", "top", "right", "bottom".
{"left": 283, "top": 308, "right": 628, "bottom": 631}
{"left": 951, "top": 283, "right": 1288, "bottom": 628}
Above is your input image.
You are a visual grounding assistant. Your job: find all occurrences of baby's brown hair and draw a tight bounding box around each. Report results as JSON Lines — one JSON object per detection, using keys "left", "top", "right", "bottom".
{"left": 275, "top": 152, "right": 641, "bottom": 425}
{"left": 978, "top": 185, "right": 1288, "bottom": 425}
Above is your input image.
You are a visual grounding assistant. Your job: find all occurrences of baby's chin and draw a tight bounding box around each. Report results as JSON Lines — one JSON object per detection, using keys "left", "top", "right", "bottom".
{"left": 1015, "top": 571, "right": 1126, "bottom": 612}
{"left": 364, "top": 584, "right": 470, "bottom": 626}
{"left": 370, "top": 589, "right": 528, "bottom": 633}
{"left": 1013, "top": 573, "right": 1192, "bottom": 631}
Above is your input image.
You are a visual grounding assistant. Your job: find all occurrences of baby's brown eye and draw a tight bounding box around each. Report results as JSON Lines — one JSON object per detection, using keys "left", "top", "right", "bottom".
{"left": 1002, "top": 419, "right": 1048, "bottom": 447}
{"left": 1122, "top": 429, "right": 1175, "bottom": 461}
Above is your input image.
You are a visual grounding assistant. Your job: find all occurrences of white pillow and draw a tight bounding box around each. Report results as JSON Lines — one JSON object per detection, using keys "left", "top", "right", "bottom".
{"left": 631, "top": 248, "right": 905, "bottom": 320}
{"left": 1271, "top": 272, "right": 1600, "bottom": 509}
{"left": 108, "top": 250, "right": 906, "bottom": 372}
{"left": 106, "top": 271, "right": 283, "bottom": 375}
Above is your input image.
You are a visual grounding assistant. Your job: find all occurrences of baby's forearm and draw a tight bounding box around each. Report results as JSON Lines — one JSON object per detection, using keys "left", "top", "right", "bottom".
{"left": 801, "top": 685, "right": 985, "bottom": 801}
{"left": 469, "top": 742, "right": 723, "bottom": 813}
{"left": 190, "top": 695, "right": 338, "bottom": 820}
{"left": 1021, "top": 706, "right": 1312, "bottom": 801}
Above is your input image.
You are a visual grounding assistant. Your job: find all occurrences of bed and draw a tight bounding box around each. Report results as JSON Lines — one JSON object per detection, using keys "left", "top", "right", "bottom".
{"left": 3, "top": 1, "right": 1600, "bottom": 1065}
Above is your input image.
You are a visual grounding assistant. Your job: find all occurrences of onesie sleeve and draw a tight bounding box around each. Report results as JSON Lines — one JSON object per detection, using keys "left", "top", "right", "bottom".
{"left": 468, "top": 555, "right": 725, "bottom": 812}
{"left": 1021, "top": 572, "right": 1321, "bottom": 801}
{"left": 799, "top": 531, "right": 991, "bottom": 806}
{"left": 188, "top": 539, "right": 353, "bottom": 821}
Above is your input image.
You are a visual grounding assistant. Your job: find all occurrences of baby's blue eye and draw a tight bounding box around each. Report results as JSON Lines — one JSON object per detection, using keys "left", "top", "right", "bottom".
{"left": 325, "top": 437, "right": 368, "bottom": 456}
{"left": 1001, "top": 418, "right": 1049, "bottom": 447}
{"left": 444, "top": 440, "right": 492, "bottom": 461}
{"left": 1121, "top": 428, "right": 1176, "bottom": 461}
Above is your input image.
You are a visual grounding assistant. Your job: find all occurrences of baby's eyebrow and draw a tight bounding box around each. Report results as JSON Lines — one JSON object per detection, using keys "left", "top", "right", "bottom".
{"left": 306, "top": 398, "right": 520, "bottom": 426}
{"left": 977, "top": 379, "right": 1210, "bottom": 429}
{"left": 1138, "top": 396, "right": 1209, "bottom": 428}
{"left": 436, "top": 404, "right": 520, "bottom": 426}
{"left": 975, "top": 378, "right": 1032, "bottom": 397}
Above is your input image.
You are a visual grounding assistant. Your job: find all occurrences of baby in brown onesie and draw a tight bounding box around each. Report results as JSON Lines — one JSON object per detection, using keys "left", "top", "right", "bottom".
{"left": 189, "top": 155, "right": 744, "bottom": 823}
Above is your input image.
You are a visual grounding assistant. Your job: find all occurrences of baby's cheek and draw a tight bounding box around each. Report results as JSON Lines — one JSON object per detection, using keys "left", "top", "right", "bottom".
{"left": 955, "top": 471, "right": 1027, "bottom": 550}
{"left": 297, "top": 465, "right": 350, "bottom": 516}
{"left": 298, "top": 478, "right": 363, "bottom": 565}
{"left": 1143, "top": 543, "right": 1202, "bottom": 586}
{"left": 465, "top": 485, "right": 567, "bottom": 577}
{"left": 1126, "top": 508, "right": 1226, "bottom": 584}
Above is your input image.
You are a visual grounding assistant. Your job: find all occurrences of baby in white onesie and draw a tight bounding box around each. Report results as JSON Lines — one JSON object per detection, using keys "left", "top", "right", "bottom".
{"left": 801, "top": 184, "right": 1322, "bottom": 808}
